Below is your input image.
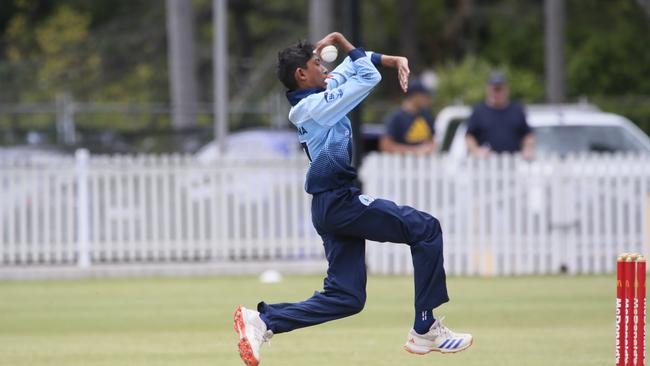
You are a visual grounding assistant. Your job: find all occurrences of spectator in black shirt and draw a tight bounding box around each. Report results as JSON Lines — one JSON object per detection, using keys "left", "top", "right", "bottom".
{"left": 379, "top": 81, "right": 436, "bottom": 154}
{"left": 465, "top": 71, "right": 535, "bottom": 159}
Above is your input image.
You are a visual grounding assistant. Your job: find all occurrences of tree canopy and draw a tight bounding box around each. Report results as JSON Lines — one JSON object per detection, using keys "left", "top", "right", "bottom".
{"left": 0, "top": 0, "right": 649, "bottom": 137}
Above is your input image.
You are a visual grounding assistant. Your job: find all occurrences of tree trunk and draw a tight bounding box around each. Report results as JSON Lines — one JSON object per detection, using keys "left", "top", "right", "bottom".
{"left": 166, "top": 0, "right": 199, "bottom": 130}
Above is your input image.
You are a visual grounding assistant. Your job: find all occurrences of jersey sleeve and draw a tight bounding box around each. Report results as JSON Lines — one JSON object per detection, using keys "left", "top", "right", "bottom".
{"left": 306, "top": 49, "right": 382, "bottom": 127}
{"left": 326, "top": 51, "right": 382, "bottom": 90}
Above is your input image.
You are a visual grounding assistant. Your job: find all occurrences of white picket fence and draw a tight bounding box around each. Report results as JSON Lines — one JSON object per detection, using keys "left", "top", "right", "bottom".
{"left": 0, "top": 151, "right": 321, "bottom": 268}
{"left": 1, "top": 151, "right": 649, "bottom": 276}
{"left": 362, "top": 153, "right": 650, "bottom": 276}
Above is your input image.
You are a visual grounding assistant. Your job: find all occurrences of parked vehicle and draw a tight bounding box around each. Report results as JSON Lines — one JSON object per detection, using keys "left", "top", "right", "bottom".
{"left": 196, "top": 126, "right": 384, "bottom": 163}
{"left": 0, "top": 144, "right": 71, "bottom": 162}
{"left": 195, "top": 129, "right": 302, "bottom": 163}
{"left": 434, "top": 103, "right": 650, "bottom": 158}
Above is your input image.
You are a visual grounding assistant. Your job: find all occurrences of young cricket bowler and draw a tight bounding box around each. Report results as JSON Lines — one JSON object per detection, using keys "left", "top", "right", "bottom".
{"left": 233, "top": 32, "right": 473, "bottom": 366}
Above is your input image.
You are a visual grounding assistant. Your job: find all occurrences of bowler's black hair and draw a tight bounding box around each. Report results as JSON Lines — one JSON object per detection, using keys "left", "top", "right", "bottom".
{"left": 277, "top": 40, "right": 315, "bottom": 91}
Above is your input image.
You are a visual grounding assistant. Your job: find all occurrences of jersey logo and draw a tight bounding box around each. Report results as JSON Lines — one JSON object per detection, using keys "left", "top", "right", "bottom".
{"left": 298, "top": 126, "right": 308, "bottom": 135}
{"left": 323, "top": 89, "right": 343, "bottom": 103}
{"left": 405, "top": 116, "right": 432, "bottom": 143}
{"left": 358, "top": 194, "right": 375, "bottom": 206}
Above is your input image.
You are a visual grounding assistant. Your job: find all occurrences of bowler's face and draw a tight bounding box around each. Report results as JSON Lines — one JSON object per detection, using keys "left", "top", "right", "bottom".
{"left": 301, "top": 56, "right": 329, "bottom": 89}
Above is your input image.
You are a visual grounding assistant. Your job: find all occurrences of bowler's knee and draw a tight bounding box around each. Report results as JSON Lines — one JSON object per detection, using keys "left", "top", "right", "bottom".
{"left": 428, "top": 215, "right": 441, "bottom": 237}
{"left": 324, "top": 283, "right": 366, "bottom": 316}
{"left": 410, "top": 213, "right": 441, "bottom": 243}
{"left": 347, "top": 293, "right": 366, "bottom": 315}
{"left": 337, "top": 290, "right": 365, "bottom": 316}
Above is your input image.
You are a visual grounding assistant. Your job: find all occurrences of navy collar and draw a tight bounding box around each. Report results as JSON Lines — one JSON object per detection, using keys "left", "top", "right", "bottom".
{"left": 286, "top": 87, "right": 325, "bottom": 106}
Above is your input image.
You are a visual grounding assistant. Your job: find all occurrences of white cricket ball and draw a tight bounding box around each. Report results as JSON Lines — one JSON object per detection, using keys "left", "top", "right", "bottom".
{"left": 320, "top": 45, "right": 338, "bottom": 63}
{"left": 259, "top": 270, "right": 283, "bottom": 284}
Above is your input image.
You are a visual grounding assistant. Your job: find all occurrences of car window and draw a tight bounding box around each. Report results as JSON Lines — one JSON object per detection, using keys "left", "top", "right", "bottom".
{"left": 440, "top": 118, "right": 468, "bottom": 152}
{"left": 534, "top": 125, "right": 650, "bottom": 155}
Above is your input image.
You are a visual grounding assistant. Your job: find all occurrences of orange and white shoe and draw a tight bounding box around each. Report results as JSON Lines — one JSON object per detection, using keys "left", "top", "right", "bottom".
{"left": 233, "top": 306, "right": 273, "bottom": 366}
{"left": 404, "top": 316, "right": 473, "bottom": 355}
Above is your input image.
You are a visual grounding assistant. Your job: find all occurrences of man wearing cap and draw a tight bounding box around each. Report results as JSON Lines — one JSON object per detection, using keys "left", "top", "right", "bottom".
{"left": 379, "top": 80, "right": 436, "bottom": 154}
{"left": 465, "top": 71, "right": 535, "bottom": 159}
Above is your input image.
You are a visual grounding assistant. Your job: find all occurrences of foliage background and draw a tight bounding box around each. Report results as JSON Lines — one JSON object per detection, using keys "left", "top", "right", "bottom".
{"left": 0, "top": 0, "right": 649, "bottom": 140}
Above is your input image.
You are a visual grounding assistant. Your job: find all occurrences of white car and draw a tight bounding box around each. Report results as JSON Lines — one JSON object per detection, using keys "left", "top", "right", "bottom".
{"left": 195, "top": 128, "right": 302, "bottom": 163}
{"left": 435, "top": 103, "right": 650, "bottom": 158}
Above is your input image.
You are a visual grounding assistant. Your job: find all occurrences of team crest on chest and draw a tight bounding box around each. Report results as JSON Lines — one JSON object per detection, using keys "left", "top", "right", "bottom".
{"left": 324, "top": 89, "right": 344, "bottom": 103}
{"left": 358, "top": 194, "right": 375, "bottom": 206}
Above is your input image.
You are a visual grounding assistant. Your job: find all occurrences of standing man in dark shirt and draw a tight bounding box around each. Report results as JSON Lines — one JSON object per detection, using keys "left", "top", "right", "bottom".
{"left": 379, "top": 80, "right": 436, "bottom": 154}
{"left": 465, "top": 71, "right": 535, "bottom": 159}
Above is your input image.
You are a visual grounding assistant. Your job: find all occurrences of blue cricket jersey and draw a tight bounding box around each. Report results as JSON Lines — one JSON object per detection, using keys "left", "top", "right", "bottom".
{"left": 285, "top": 48, "right": 382, "bottom": 194}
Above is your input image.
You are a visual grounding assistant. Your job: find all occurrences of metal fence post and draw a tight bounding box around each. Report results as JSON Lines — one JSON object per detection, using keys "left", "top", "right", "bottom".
{"left": 56, "top": 93, "right": 77, "bottom": 145}
{"left": 76, "top": 148, "right": 91, "bottom": 268}
{"left": 214, "top": 0, "right": 228, "bottom": 154}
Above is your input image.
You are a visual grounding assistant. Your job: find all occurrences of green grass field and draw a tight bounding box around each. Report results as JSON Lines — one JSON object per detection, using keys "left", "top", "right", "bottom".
{"left": 0, "top": 274, "right": 614, "bottom": 366}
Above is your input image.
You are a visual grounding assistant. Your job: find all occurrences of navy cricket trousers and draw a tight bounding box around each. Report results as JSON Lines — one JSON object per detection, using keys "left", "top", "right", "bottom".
{"left": 258, "top": 185, "right": 449, "bottom": 334}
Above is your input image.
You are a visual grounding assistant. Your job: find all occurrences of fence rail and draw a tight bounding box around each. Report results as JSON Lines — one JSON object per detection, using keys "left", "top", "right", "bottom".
{"left": 1, "top": 151, "right": 649, "bottom": 276}
{"left": 362, "top": 153, "right": 650, "bottom": 276}
{"left": 0, "top": 152, "right": 321, "bottom": 267}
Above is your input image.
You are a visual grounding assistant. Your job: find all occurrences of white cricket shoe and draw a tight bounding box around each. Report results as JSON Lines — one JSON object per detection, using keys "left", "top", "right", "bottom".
{"left": 403, "top": 316, "right": 473, "bottom": 355}
{"left": 233, "top": 306, "right": 273, "bottom": 366}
